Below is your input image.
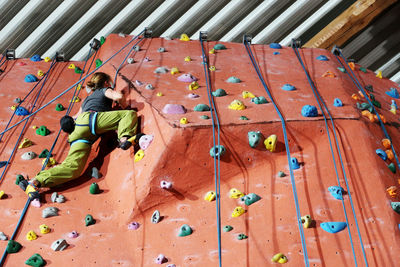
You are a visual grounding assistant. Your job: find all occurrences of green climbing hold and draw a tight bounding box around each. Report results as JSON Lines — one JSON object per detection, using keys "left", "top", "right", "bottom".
{"left": 15, "top": 174, "right": 24, "bottom": 185}
{"left": 237, "top": 233, "right": 248, "bottom": 240}
{"left": 226, "top": 76, "right": 241, "bottom": 83}
{"left": 391, "top": 202, "right": 400, "bottom": 214}
{"left": 360, "top": 67, "right": 367, "bottom": 73}
{"left": 212, "top": 88, "right": 227, "bottom": 97}
{"left": 89, "top": 183, "right": 100, "bottom": 194}
{"left": 241, "top": 193, "right": 261, "bottom": 206}
{"left": 240, "top": 116, "right": 249, "bottom": 120}
{"left": 39, "top": 149, "right": 52, "bottom": 158}
{"left": 388, "top": 163, "right": 396, "bottom": 174}
{"left": 100, "top": 36, "right": 106, "bottom": 45}
{"left": 6, "top": 240, "right": 22, "bottom": 253}
{"left": 178, "top": 224, "right": 193, "bottom": 237}
{"left": 200, "top": 115, "right": 210, "bottom": 120}
{"left": 251, "top": 96, "right": 268, "bottom": 104}
{"left": 95, "top": 59, "right": 102, "bottom": 68}
{"left": 25, "top": 253, "right": 45, "bottom": 267}
{"left": 74, "top": 67, "right": 83, "bottom": 74}
{"left": 337, "top": 67, "right": 346, "bottom": 73}
{"left": 223, "top": 225, "right": 233, "bottom": 232}
{"left": 372, "top": 100, "right": 381, "bottom": 108}
{"left": 356, "top": 102, "right": 373, "bottom": 113}
{"left": 213, "top": 44, "right": 227, "bottom": 50}
{"left": 36, "top": 126, "right": 50, "bottom": 136}
{"left": 85, "top": 214, "right": 95, "bottom": 226}
{"left": 55, "top": 103, "right": 64, "bottom": 111}
{"left": 194, "top": 104, "right": 210, "bottom": 112}
{"left": 277, "top": 171, "right": 286, "bottom": 177}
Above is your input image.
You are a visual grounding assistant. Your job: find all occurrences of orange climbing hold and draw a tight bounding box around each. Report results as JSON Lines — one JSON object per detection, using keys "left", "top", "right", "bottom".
{"left": 351, "top": 94, "right": 360, "bottom": 101}
{"left": 386, "top": 150, "right": 394, "bottom": 161}
{"left": 348, "top": 62, "right": 355, "bottom": 70}
{"left": 382, "top": 139, "right": 391, "bottom": 149}
{"left": 322, "top": 71, "right": 335, "bottom": 78}
{"left": 361, "top": 110, "right": 375, "bottom": 122}
{"left": 387, "top": 186, "right": 397, "bottom": 198}
{"left": 374, "top": 114, "right": 386, "bottom": 124}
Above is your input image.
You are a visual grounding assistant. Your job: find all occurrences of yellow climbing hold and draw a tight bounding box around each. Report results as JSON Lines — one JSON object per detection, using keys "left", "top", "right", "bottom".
{"left": 69, "top": 96, "right": 81, "bottom": 103}
{"left": 376, "top": 70, "right": 382, "bottom": 79}
{"left": 43, "top": 157, "right": 56, "bottom": 167}
{"left": 209, "top": 49, "right": 215, "bottom": 54}
{"left": 351, "top": 93, "right": 360, "bottom": 101}
{"left": 184, "top": 56, "right": 191, "bottom": 62}
{"left": 209, "top": 66, "right": 216, "bottom": 71}
{"left": 68, "top": 63, "right": 75, "bottom": 69}
{"left": 134, "top": 149, "right": 144, "bottom": 162}
{"left": 44, "top": 57, "right": 51, "bottom": 62}
{"left": 19, "top": 138, "right": 33, "bottom": 149}
{"left": 228, "top": 100, "right": 245, "bottom": 110}
{"left": 232, "top": 206, "right": 245, "bottom": 217}
{"left": 32, "top": 125, "right": 37, "bottom": 129}
{"left": 180, "top": 117, "right": 188, "bottom": 124}
{"left": 387, "top": 186, "right": 397, "bottom": 198}
{"left": 204, "top": 191, "right": 216, "bottom": 202}
{"left": 77, "top": 84, "right": 82, "bottom": 91}
{"left": 229, "top": 188, "right": 244, "bottom": 199}
{"left": 264, "top": 134, "right": 277, "bottom": 152}
{"left": 37, "top": 70, "right": 44, "bottom": 77}
{"left": 382, "top": 138, "right": 391, "bottom": 149}
{"left": 180, "top": 33, "right": 190, "bottom": 41}
{"left": 10, "top": 105, "right": 16, "bottom": 111}
{"left": 171, "top": 67, "right": 180, "bottom": 75}
{"left": 271, "top": 253, "right": 288, "bottom": 264}
{"left": 301, "top": 215, "right": 313, "bottom": 228}
{"left": 189, "top": 81, "right": 199, "bottom": 90}
{"left": 156, "top": 92, "right": 163, "bottom": 97}
{"left": 26, "top": 230, "right": 37, "bottom": 241}
{"left": 0, "top": 190, "right": 4, "bottom": 199}
{"left": 242, "top": 91, "right": 255, "bottom": 99}
{"left": 39, "top": 224, "right": 50, "bottom": 234}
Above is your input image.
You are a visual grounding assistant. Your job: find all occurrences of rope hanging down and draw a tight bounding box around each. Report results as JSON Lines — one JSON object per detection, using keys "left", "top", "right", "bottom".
{"left": 199, "top": 31, "right": 223, "bottom": 267}
{"left": 292, "top": 41, "right": 368, "bottom": 267}
{"left": 243, "top": 35, "right": 310, "bottom": 267}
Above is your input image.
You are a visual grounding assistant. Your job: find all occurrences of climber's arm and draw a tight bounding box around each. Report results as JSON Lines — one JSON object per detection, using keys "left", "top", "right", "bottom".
{"left": 104, "top": 88, "right": 123, "bottom": 101}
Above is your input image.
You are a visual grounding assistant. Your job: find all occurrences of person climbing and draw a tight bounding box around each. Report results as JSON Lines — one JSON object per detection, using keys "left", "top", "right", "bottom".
{"left": 19, "top": 72, "right": 141, "bottom": 200}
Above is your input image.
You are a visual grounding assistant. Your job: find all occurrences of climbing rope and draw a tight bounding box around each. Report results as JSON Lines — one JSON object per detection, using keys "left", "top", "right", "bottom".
{"left": 243, "top": 36, "right": 310, "bottom": 267}
{"left": 292, "top": 42, "right": 368, "bottom": 266}
{"left": 199, "top": 32, "right": 223, "bottom": 267}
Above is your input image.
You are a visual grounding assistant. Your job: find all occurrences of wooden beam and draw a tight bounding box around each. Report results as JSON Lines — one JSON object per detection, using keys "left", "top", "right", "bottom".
{"left": 303, "top": 0, "right": 397, "bottom": 49}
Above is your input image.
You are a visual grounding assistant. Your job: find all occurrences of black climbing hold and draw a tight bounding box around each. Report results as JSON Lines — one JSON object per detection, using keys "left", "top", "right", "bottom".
{"left": 6, "top": 240, "right": 22, "bottom": 253}
{"left": 5, "top": 49, "right": 15, "bottom": 60}
{"left": 90, "top": 38, "right": 101, "bottom": 50}
{"left": 144, "top": 27, "right": 153, "bottom": 38}
{"left": 364, "top": 85, "right": 373, "bottom": 92}
{"left": 55, "top": 51, "right": 65, "bottom": 62}
{"left": 0, "top": 161, "right": 8, "bottom": 168}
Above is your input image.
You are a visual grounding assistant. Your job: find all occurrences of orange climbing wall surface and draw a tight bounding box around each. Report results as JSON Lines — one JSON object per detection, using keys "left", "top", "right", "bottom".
{"left": 0, "top": 34, "right": 400, "bottom": 266}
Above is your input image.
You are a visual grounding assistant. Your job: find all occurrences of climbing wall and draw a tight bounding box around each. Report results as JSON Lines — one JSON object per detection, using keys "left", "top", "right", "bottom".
{"left": 0, "top": 33, "right": 400, "bottom": 266}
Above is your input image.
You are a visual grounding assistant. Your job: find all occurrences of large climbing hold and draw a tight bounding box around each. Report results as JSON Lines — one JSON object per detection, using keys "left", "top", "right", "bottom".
{"left": 30, "top": 55, "right": 41, "bottom": 62}
{"left": 229, "top": 188, "right": 244, "bottom": 199}
{"left": 85, "top": 214, "right": 95, "bottom": 226}
{"left": 177, "top": 73, "right": 197, "bottom": 82}
{"left": 328, "top": 186, "right": 345, "bottom": 200}
{"left": 204, "top": 191, "right": 216, "bottom": 202}
{"left": 51, "top": 239, "right": 69, "bottom": 251}
{"left": 301, "top": 105, "right": 318, "bottom": 117}
{"left": 162, "top": 104, "right": 186, "bottom": 114}
{"left": 180, "top": 33, "right": 190, "bottom": 41}
{"left": 290, "top": 157, "right": 300, "bottom": 170}
{"left": 178, "top": 224, "right": 193, "bottom": 237}
{"left": 241, "top": 193, "right": 261, "bottom": 206}
{"left": 264, "top": 134, "right": 277, "bottom": 152}
{"left": 19, "top": 138, "right": 33, "bottom": 149}
{"left": 376, "top": 149, "right": 388, "bottom": 161}
{"left": 269, "top": 43, "right": 282, "bottom": 49}
{"left": 42, "top": 207, "right": 59, "bottom": 218}
{"left": 248, "top": 131, "right": 261, "bottom": 148}
{"left": 391, "top": 202, "right": 400, "bottom": 214}
{"left": 301, "top": 215, "right": 313, "bottom": 228}
{"left": 226, "top": 76, "right": 241, "bottom": 83}
{"left": 231, "top": 206, "right": 245, "bottom": 217}
{"left": 6, "top": 240, "right": 22, "bottom": 253}
{"left": 194, "top": 104, "right": 210, "bottom": 112}
{"left": 36, "top": 126, "right": 50, "bottom": 136}
{"left": 282, "top": 84, "right": 295, "bottom": 91}
{"left": 386, "top": 87, "right": 399, "bottom": 99}
{"left": 228, "top": 100, "right": 245, "bottom": 110}
{"left": 212, "top": 88, "right": 227, "bottom": 97}
{"left": 271, "top": 253, "right": 288, "bottom": 264}
{"left": 139, "top": 135, "right": 154, "bottom": 150}
{"left": 22, "top": 151, "right": 37, "bottom": 160}
{"left": 242, "top": 91, "right": 255, "bottom": 99}
{"left": 15, "top": 106, "right": 30, "bottom": 116}
{"left": 25, "top": 253, "right": 45, "bottom": 267}
{"left": 251, "top": 96, "right": 268, "bottom": 104}
{"left": 209, "top": 145, "right": 226, "bottom": 158}
{"left": 320, "top": 222, "right": 347, "bottom": 233}
{"left": 26, "top": 230, "right": 38, "bottom": 241}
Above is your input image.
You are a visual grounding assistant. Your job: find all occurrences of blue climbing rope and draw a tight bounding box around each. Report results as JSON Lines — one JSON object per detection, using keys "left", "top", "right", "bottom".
{"left": 243, "top": 38, "right": 310, "bottom": 267}
{"left": 199, "top": 33, "right": 223, "bottom": 267}
{"left": 292, "top": 43, "right": 368, "bottom": 266}
{"left": 0, "top": 30, "right": 146, "bottom": 137}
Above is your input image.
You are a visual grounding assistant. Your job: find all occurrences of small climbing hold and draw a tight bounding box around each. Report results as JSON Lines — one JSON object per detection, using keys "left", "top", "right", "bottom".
{"left": 391, "top": 202, "right": 400, "bottom": 214}
{"left": 38, "top": 149, "right": 51, "bottom": 158}
{"left": 42, "top": 207, "right": 59, "bottom": 218}
{"left": 92, "top": 167, "right": 101, "bottom": 179}
{"left": 333, "top": 98, "right": 343, "bottom": 107}
{"left": 0, "top": 190, "right": 5, "bottom": 199}
{"left": 228, "top": 100, "right": 245, "bottom": 110}
{"left": 241, "top": 193, "right": 261, "bottom": 206}
{"left": 184, "top": 56, "right": 191, "bottom": 62}
{"left": 133, "top": 45, "right": 140, "bottom": 52}
{"left": 128, "top": 222, "right": 140, "bottom": 230}
{"left": 301, "top": 215, "right": 313, "bottom": 229}
{"left": 162, "top": 104, "right": 186, "bottom": 114}
{"left": 386, "top": 149, "right": 394, "bottom": 161}
{"left": 44, "top": 56, "right": 51, "bottom": 62}
{"left": 264, "top": 134, "right": 277, "bottom": 152}
{"left": 26, "top": 230, "right": 37, "bottom": 241}
{"left": 388, "top": 163, "right": 396, "bottom": 174}
{"left": 386, "top": 87, "right": 399, "bottom": 99}
{"left": 348, "top": 62, "right": 355, "bottom": 70}
{"left": 229, "top": 188, "right": 244, "bottom": 199}
{"left": 337, "top": 67, "right": 346, "bottom": 73}
{"left": 209, "top": 66, "right": 216, "bottom": 71}
{"left": 200, "top": 115, "right": 209, "bottom": 120}
{"left": 209, "top": 49, "right": 215, "bottom": 54}
{"left": 226, "top": 76, "right": 241, "bottom": 83}
{"left": 180, "top": 33, "right": 190, "bottom": 41}
{"left": 194, "top": 104, "right": 210, "bottom": 112}
{"left": 282, "top": 84, "right": 295, "bottom": 91}
{"left": 290, "top": 157, "right": 300, "bottom": 170}
{"left": 160, "top": 180, "right": 172, "bottom": 189}
{"left": 32, "top": 126, "right": 37, "bottom": 129}
{"left": 100, "top": 36, "right": 106, "bottom": 44}
{"left": 204, "top": 191, "right": 216, "bottom": 202}
{"left": 24, "top": 74, "right": 38, "bottom": 83}
{"left": 85, "top": 214, "right": 95, "bottom": 226}
{"left": 25, "top": 253, "right": 45, "bottom": 267}
{"left": 237, "top": 234, "right": 248, "bottom": 240}
{"left": 277, "top": 171, "right": 286, "bottom": 177}
{"left": 157, "top": 47, "right": 165, "bottom": 53}
{"left": 31, "top": 199, "right": 41, "bottom": 208}
{"left": 209, "top": 145, "right": 226, "bottom": 158}
{"left": 135, "top": 80, "right": 143, "bottom": 86}
{"left": 316, "top": 55, "right": 328, "bottom": 61}
{"left": 320, "top": 222, "right": 347, "bottom": 233}
{"left": 232, "top": 206, "right": 245, "bottom": 217}
{"left": 37, "top": 70, "right": 44, "bottom": 77}
{"left": 6, "top": 240, "right": 22, "bottom": 253}
{"left": 68, "top": 231, "right": 79, "bottom": 238}
{"left": 189, "top": 81, "right": 199, "bottom": 90}
{"left": 155, "top": 254, "right": 167, "bottom": 264}
{"left": 43, "top": 157, "right": 56, "bottom": 167}
{"left": 0, "top": 161, "right": 7, "bottom": 168}
{"left": 89, "top": 183, "right": 100, "bottom": 194}
{"left": 273, "top": 52, "right": 280, "bottom": 55}
{"left": 39, "top": 224, "right": 50, "bottom": 234}
{"left": 223, "top": 225, "right": 233, "bottom": 232}
{"left": 68, "top": 64, "right": 75, "bottom": 69}
{"left": 51, "top": 239, "right": 69, "bottom": 251}
{"left": 139, "top": 135, "right": 154, "bottom": 151}
{"left": 248, "top": 131, "right": 261, "bottom": 148}
{"left": 214, "top": 44, "right": 227, "bottom": 50}
{"left": 51, "top": 192, "right": 65, "bottom": 203}
{"left": 170, "top": 67, "right": 180, "bottom": 75}
{"left": 390, "top": 100, "right": 397, "bottom": 114}
{"left": 21, "top": 151, "right": 37, "bottom": 160}
{"left": 178, "top": 73, "right": 198, "bottom": 82}
{"left": 14, "top": 97, "right": 22, "bottom": 103}
{"left": 301, "top": 105, "right": 318, "bottom": 117}
{"left": 127, "top": 58, "right": 134, "bottom": 64}
{"left": 19, "top": 138, "right": 33, "bottom": 149}
{"left": 36, "top": 125, "right": 50, "bottom": 136}
{"left": 145, "top": 84, "right": 154, "bottom": 90}
{"left": 134, "top": 149, "right": 145, "bottom": 162}
{"left": 376, "top": 70, "right": 383, "bottom": 79}
{"left": 151, "top": 210, "right": 161, "bottom": 224}
{"left": 387, "top": 186, "right": 397, "bottom": 198}
{"left": 144, "top": 57, "right": 150, "bottom": 62}
{"left": 30, "top": 54, "right": 41, "bottom": 62}
{"left": 74, "top": 67, "right": 83, "bottom": 74}
{"left": 240, "top": 116, "right": 249, "bottom": 120}
{"left": 269, "top": 43, "right": 282, "bottom": 49}
{"left": 156, "top": 92, "right": 163, "bottom": 96}
{"left": 351, "top": 93, "right": 360, "bottom": 101}
{"left": 95, "top": 59, "right": 102, "bottom": 68}
{"left": 271, "top": 253, "right": 288, "bottom": 264}
{"left": 382, "top": 139, "right": 391, "bottom": 149}
{"left": 70, "top": 96, "right": 81, "bottom": 103}
{"left": 55, "top": 103, "right": 64, "bottom": 111}
{"left": 328, "top": 186, "right": 345, "bottom": 200}
{"left": 360, "top": 67, "right": 367, "bottom": 73}
{"left": 178, "top": 224, "right": 193, "bottom": 237}
{"left": 15, "top": 106, "right": 30, "bottom": 116}
{"left": 15, "top": 174, "right": 24, "bottom": 185}
{"left": 322, "top": 71, "right": 335, "bottom": 78}
{"left": 251, "top": 96, "right": 268, "bottom": 104}
{"left": 180, "top": 117, "right": 188, "bottom": 124}
{"left": 0, "top": 232, "right": 7, "bottom": 240}
{"left": 376, "top": 149, "right": 388, "bottom": 161}
{"left": 242, "top": 91, "right": 255, "bottom": 99}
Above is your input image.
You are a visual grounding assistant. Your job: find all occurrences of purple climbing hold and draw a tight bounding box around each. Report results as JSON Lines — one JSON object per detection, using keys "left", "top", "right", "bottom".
{"left": 144, "top": 57, "right": 150, "bottom": 62}
{"left": 128, "top": 222, "right": 140, "bottom": 230}
{"left": 24, "top": 74, "right": 38, "bottom": 83}
{"left": 188, "top": 93, "right": 199, "bottom": 99}
{"left": 155, "top": 254, "right": 167, "bottom": 264}
{"left": 30, "top": 54, "right": 41, "bottom": 62}
{"left": 15, "top": 107, "right": 30, "bottom": 116}
{"left": 162, "top": 104, "right": 186, "bottom": 114}
{"left": 68, "top": 231, "right": 79, "bottom": 238}
{"left": 177, "top": 73, "right": 198, "bottom": 82}
{"left": 269, "top": 43, "right": 282, "bottom": 49}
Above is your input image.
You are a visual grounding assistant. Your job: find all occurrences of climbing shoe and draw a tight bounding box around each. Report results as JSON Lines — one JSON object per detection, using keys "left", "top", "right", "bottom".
{"left": 18, "top": 179, "right": 40, "bottom": 200}
{"left": 119, "top": 133, "right": 144, "bottom": 150}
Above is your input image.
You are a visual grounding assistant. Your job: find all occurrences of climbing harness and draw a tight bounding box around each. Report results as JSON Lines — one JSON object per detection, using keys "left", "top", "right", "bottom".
{"left": 200, "top": 31, "right": 223, "bottom": 267}
{"left": 292, "top": 40, "right": 368, "bottom": 266}
{"left": 243, "top": 35, "right": 310, "bottom": 267}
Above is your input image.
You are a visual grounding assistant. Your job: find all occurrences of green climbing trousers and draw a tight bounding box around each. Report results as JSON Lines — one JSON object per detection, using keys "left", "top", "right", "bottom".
{"left": 35, "top": 110, "right": 137, "bottom": 187}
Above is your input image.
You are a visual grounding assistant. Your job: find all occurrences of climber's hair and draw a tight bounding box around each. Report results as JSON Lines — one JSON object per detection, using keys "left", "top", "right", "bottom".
{"left": 86, "top": 72, "right": 111, "bottom": 91}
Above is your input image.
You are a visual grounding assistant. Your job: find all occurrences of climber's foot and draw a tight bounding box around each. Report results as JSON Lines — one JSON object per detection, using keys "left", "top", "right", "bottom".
{"left": 119, "top": 133, "right": 144, "bottom": 150}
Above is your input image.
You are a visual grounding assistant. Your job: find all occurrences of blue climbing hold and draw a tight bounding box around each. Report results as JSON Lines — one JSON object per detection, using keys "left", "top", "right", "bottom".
{"left": 386, "top": 88, "right": 399, "bottom": 99}
{"left": 282, "top": 84, "right": 295, "bottom": 91}
{"left": 273, "top": 52, "right": 280, "bottom": 55}
{"left": 24, "top": 74, "right": 38, "bottom": 83}
{"left": 328, "top": 186, "right": 345, "bottom": 200}
{"left": 30, "top": 54, "right": 41, "bottom": 62}
{"left": 316, "top": 55, "right": 328, "bottom": 61}
{"left": 269, "top": 43, "right": 282, "bottom": 49}
{"left": 251, "top": 96, "right": 268, "bottom": 104}
{"left": 212, "top": 88, "right": 227, "bottom": 97}
{"left": 0, "top": 161, "right": 8, "bottom": 168}
{"left": 226, "top": 76, "right": 241, "bottom": 83}
{"left": 248, "top": 131, "right": 261, "bottom": 148}
{"left": 376, "top": 149, "right": 387, "bottom": 161}
{"left": 301, "top": 105, "right": 318, "bottom": 117}
{"left": 290, "top": 157, "right": 300, "bottom": 170}
{"left": 214, "top": 44, "right": 227, "bottom": 50}
{"left": 15, "top": 107, "right": 30, "bottom": 116}
{"left": 320, "top": 222, "right": 347, "bottom": 233}
{"left": 333, "top": 98, "right": 343, "bottom": 107}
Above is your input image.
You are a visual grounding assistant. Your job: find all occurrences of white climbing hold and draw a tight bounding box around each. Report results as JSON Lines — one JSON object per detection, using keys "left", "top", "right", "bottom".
{"left": 160, "top": 180, "right": 172, "bottom": 189}
{"left": 145, "top": 84, "right": 154, "bottom": 90}
{"left": 42, "top": 207, "right": 59, "bottom": 218}
{"left": 154, "top": 67, "right": 168, "bottom": 74}
{"left": 21, "top": 151, "right": 37, "bottom": 160}
{"left": 127, "top": 58, "right": 134, "bottom": 64}
{"left": 51, "top": 239, "right": 69, "bottom": 251}
{"left": 51, "top": 192, "right": 65, "bottom": 203}
{"left": 0, "top": 232, "right": 7, "bottom": 240}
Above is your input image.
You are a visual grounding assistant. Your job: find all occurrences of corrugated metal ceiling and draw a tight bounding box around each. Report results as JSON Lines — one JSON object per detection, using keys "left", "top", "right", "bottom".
{"left": 0, "top": 0, "right": 399, "bottom": 82}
